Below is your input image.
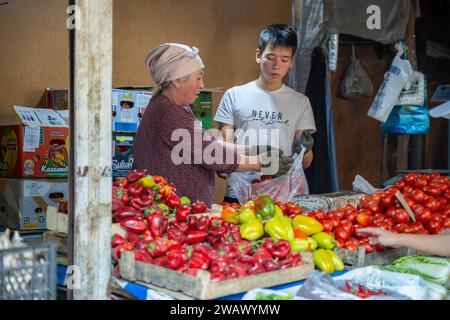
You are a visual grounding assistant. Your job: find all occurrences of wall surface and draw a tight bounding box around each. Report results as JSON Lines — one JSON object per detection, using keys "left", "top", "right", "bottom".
{"left": 0, "top": 0, "right": 290, "bottom": 202}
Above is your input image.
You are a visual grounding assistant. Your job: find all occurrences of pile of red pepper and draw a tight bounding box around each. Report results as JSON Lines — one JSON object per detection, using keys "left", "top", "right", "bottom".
{"left": 303, "top": 173, "right": 450, "bottom": 253}
{"left": 112, "top": 170, "right": 304, "bottom": 282}
{"left": 341, "top": 281, "right": 387, "bottom": 299}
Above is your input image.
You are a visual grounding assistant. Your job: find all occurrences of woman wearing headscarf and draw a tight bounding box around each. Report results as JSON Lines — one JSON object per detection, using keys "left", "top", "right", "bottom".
{"left": 134, "top": 43, "right": 290, "bottom": 206}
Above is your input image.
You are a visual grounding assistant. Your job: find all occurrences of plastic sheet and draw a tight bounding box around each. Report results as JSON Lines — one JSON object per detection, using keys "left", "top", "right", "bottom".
{"left": 296, "top": 267, "right": 431, "bottom": 300}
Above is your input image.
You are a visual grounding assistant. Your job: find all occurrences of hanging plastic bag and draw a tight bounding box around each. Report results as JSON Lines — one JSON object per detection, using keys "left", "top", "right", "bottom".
{"left": 227, "top": 148, "right": 309, "bottom": 204}
{"left": 367, "top": 49, "right": 414, "bottom": 122}
{"left": 340, "top": 44, "right": 373, "bottom": 98}
{"left": 381, "top": 77, "right": 429, "bottom": 134}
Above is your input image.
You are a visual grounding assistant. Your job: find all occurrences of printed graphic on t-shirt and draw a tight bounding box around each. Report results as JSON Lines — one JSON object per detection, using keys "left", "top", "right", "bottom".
{"left": 243, "top": 109, "right": 289, "bottom": 126}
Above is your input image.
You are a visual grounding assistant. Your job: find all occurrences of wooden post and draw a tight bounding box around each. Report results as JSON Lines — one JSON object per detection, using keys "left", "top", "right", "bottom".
{"left": 71, "top": 0, "right": 113, "bottom": 300}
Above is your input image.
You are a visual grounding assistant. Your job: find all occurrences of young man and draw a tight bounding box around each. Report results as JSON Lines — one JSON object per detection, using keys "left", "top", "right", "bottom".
{"left": 214, "top": 24, "right": 316, "bottom": 203}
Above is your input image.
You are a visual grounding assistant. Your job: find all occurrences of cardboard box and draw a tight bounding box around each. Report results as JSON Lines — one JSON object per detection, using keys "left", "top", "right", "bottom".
{"left": 112, "top": 89, "right": 153, "bottom": 132}
{"left": 46, "top": 88, "right": 69, "bottom": 110}
{"left": 0, "top": 106, "right": 69, "bottom": 178}
{"left": 0, "top": 178, "right": 68, "bottom": 230}
{"left": 112, "top": 132, "right": 135, "bottom": 178}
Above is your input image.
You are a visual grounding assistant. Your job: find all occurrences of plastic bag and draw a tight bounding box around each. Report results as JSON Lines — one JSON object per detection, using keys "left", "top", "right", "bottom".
{"left": 340, "top": 45, "right": 373, "bottom": 98}
{"left": 296, "top": 267, "right": 430, "bottom": 300}
{"left": 228, "top": 149, "right": 309, "bottom": 204}
{"left": 368, "top": 51, "right": 414, "bottom": 123}
{"left": 396, "top": 71, "right": 425, "bottom": 106}
{"left": 382, "top": 76, "right": 429, "bottom": 134}
{"left": 352, "top": 175, "right": 379, "bottom": 195}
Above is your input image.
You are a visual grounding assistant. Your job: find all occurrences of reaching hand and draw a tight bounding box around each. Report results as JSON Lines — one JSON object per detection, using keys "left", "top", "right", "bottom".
{"left": 259, "top": 148, "right": 294, "bottom": 177}
{"left": 293, "top": 132, "right": 314, "bottom": 154}
{"left": 358, "top": 227, "right": 402, "bottom": 248}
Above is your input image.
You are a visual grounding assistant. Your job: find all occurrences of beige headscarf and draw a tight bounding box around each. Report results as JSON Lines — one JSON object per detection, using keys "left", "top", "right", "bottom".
{"left": 145, "top": 43, "right": 204, "bottom": 93}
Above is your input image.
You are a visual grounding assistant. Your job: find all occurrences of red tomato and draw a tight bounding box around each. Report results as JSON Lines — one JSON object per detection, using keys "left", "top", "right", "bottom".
{"left": 437, "top": 197, "right": 447, "bottom": 210}
{"left": 394, "top": 209, "right": 410, "bottom": 224}
{"left": 372, "top": 213, "right": 385, "bottom": 225}
{"left": 426, "top": 218, "right": 442, "bottom": 234}
{"left": 411, "top": 203, "right": 425, "bottom": 215}
{"left": 343, "top": 243, "right": 359, "bottom": 251}
{"left": 330, "top": 216, "right": 341, "bottom": 229}
{"left": 416, "top": 208, "right": 432, "bottom": 223}
{"left": 321, "top": 219, "right": 333, "bottom": 232}
{"left": 423, "top": 185, "right": 441, "bottom": 198}
{"left": 334, "top": 227, "right": 349, "bottom": 240}
{"left": 366, "top": 199, "right": 380, "bottom": 214}
{"left": 444, "top": 190, "right": 450, "bottom": 200}
{"left": 341, "top": 220, "right": 353, "bottom": 235}
{"left": 352, "top": 224, "right": 363, "bottom": 237}
{"left": 384, "top": 217, "right": 395, "bottom": 227}
{"left": 380, "top": 193, "right": 395, "bottom": 208}
{"left": 413, "top": 178, "right": 427, "bottom": 189}
{"left": 394, "top": 180, "right": 406, "bottom": 190}
{"left": 403, "top": 185, "right": 414, "bottom": 194}
{"left": 443, "top": 217, "right": 450, "bottom": 230}
{"left": 395, "top": 223, "right": 410, "bottom": 233}
{"left": 404, "top": 197, "right": 416, "bottom": 209}
{"left": 336, "top": 238, "right": 346, "bottom": 248}
{"left": 410, "top": 221, "right": 425, "bottom": 233}
{"left": 334, "top": 209, "right": 345, "bottom": 220}
{"left": 386, "top": 187, "right": 400, "bottom": 195}
{"left": 411, "top": 189, "right": 426, "bottom": 203}
{"left": 345, "top": 210, "right": 358, "bottom": 223}
{"left": 356, "top": 210, "right": 372, "bottom": 227}
{"left": 424, "top": 198, "right": 440, "bottom": 212}
{"left": 313, "top": 210, "right": 327, "bottom": 221}
{"left": 403, "top": 173, "right": 417, "bottom": 186}
{"left": 385, "top": 207, "right": 397, "bottom": 219}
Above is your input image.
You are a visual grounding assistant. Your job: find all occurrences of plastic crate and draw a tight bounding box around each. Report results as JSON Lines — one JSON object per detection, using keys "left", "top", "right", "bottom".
{"left": 0, "top": 242, "right": 56, "bottom": 300}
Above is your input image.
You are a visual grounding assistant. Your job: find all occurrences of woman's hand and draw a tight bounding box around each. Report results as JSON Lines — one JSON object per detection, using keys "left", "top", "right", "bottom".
{"left": 358, "top": 227, "right": 403, "bottom": 248}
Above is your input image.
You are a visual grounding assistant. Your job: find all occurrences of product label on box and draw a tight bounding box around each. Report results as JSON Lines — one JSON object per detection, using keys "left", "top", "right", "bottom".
{"left": 23, "top": 180, "right": 52, "bottom": 197}
{"left": 23, "top": 127, "right": 40, "bottom": 152}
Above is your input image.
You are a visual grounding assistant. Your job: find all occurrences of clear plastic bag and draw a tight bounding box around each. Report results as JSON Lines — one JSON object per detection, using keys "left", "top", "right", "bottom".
{"left": 340, "top": 45, "right": 373, "bottom": 98}
{"left": 228, "top": 149, "right": 309, "bottom": 204}
{"left": 296, "top": 267, "right": 431, "bottom": 300}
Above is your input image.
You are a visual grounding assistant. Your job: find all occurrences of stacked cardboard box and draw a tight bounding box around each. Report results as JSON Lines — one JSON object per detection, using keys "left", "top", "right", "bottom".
{"left": 0, "top": 106, "right": 69, "bottom": 231}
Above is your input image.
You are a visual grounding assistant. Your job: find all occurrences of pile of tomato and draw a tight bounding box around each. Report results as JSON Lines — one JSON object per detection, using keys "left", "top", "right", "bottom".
{"left": 304, "top": 173, "right": 450, "bottom": 253}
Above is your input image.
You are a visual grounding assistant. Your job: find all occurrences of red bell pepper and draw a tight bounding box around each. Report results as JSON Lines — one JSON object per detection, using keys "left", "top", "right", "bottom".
{"left": 278, "top": 259, "right": 293, "bottom": 269}
{"left": 144, "top": 205, "right": 163, "bottom": 218}
{"left": 113, "top": 206, "right": 140, "bottom": 222}
{"left": 248, "top": 264, "right": 265, "bottom": 275}
{"left": 167, "top": 227, "right": 186, "bottom": 245}
{"left": 120, "top": 217, "right": 147, "bottom": 234}
{"left": 147, "top": 211, "right": 166, "bottom": 238}
{"left": 263, "top": 238, "right": 291, "bottom": 259}
{"left": 209, "top": 256, "right": 230, "bottom": 274}
{"left": 112, "top": 197, "right": 123, "bottom": 213}
{"left": 188, "top": 254, "right": 210, "bottom": 270}
{"left": 209, "top": 217, "right": 224, "bottom": 228}
{"left": 175, "top": 205, "right": 191, "bottom": 222}
{"left": 228, "top": 223, "right": 242, "bottom": 242}
{"left": 113, "top": 186, "right": 130, "bottom": 206}
{"left": 207, "top": 225, "right": 227, "bottom": 238}
{"left": 169, "top": 220, "right": 189, "bottom": 233}
{"left": 217, "top": 243, "right": 238, "bottom": 260}
{"left": 135, "top": 249, "right": 153, "bottom": 264}
{"left": 166, "top": 251, "right": 184, "bottom": 270}
{"left": 252, "top": 246, "right": 272, "bottom": 264}
{"left": 165, "top": 194, "right": 181, "bottom": 208}
{"left": 210, "top": 273, "right": 228, "bottom": 283}
{"left": 237, "top": 254, "right": 258, "bottom": 267}
{"left": 185, "top": 229, "right": 207, "bottom": 245}
{"left": 235, "top": 240, "right": 252, "bottom": 256}
{"left": 128, "top": 182, "right": 145, "bottom": 197}
{"left": 286, "top": 252, "right": 303, "bottom": 267}
{"left": 153, "top": 175, "right": 167, "bottom": 185}
{"left": 126, "top": 169, "right": 147, "bottom": 183}
{"left": 130, "top": 195, "right": 153, "bottom": 211}
{"left": 112, "top": 242, "right": 134, "bottom": 260}
{"left": 126, "top": 231, "right": 141, "bottom": 245}
{"left": 229, "top": 261, "right": 249, "bottom": 278}
{"left": 111, "top": 234, "right": 126, "bottom": 248}
{"left": 147, "top": 239, "right": 169, "bottom": 258}
{"left": 188, "top": 216, "right": 209, "bottom": 231}
{"left": 114, "top": 176, "right": 129, "bottom": 188}
{"left": 263, "top": 259, "right": 281, "bottom": 271}
{"left": 191, "top": 201, "right": 207, "bottom": 214}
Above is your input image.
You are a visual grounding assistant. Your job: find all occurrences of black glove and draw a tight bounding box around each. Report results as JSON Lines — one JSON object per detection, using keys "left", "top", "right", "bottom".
{"left": 293, "top": 132, "right": 314, "bottom": 154}
{"left": 259, "top": 149, "right": 294, "bottom": 177}
{"left": 248, "top": 145, "right": 272, "bottom": 156}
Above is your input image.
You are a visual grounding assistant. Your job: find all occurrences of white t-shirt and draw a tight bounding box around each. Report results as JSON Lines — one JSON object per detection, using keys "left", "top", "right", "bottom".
{"left": 214, "top": 80, "right": 316, "bottom": 198}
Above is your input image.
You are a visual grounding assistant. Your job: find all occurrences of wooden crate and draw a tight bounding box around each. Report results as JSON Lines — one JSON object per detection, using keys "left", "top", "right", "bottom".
{"left": 334, "top": 247, "right": 416, "bottom": 267}
{"left": 119, "top": 251, "right": 314, "bottom": 300}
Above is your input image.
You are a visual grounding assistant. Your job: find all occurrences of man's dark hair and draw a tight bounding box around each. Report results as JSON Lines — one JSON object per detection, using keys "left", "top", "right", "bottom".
{"left": 258, "top": 24, "right": 298, "bottom": 56}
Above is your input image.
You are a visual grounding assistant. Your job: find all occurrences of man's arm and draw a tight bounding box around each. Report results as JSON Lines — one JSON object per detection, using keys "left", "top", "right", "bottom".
{"left": 294, "top": 130, "right": 313, "bottom": 169}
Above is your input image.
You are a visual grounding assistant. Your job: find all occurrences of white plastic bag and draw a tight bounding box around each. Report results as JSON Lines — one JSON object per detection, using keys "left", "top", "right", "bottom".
{"left": 368, "top": 53, "right": 413, "bottom": 122}
{"left": 228, "top": 149, "right": 309, "bottom": 204}
{"left": 296, "top": 267, "right": 430, "bottom": 300}
{"left": 352, "top": 175, "right": 379, "bottom": 195}
{"left": 395, "top": 71, "right": 425, "bottom": 106}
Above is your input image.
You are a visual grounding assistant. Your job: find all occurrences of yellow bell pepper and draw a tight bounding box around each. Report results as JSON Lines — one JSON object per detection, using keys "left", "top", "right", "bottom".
{"left": 307, "top": 237, "right": 318, "bottom": 251}
{"left": 264, "top": 207, "right": 294, "bottom": 241}
{"left": 313, "top": 249, "right": 335, "bottom": 274}
{"left": 327, "top": 250, "right": 345, "bottom": 271}
{"left": 289, "top": 238, "right": 311, "bottom": 252}
{"left": 239, "top": 207, "right": 257, "bottom": 224}
{"left": 311, "top": 232, "right": 337, "bottom": 250}
{"left": 292, "top": 215, "right": 323, "bottom": 235}
{"left": 240, "top": 220, "right": 264, "bottom": 241}
{"left": 221, "top": 207, "right": 240, "bottom": 224}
